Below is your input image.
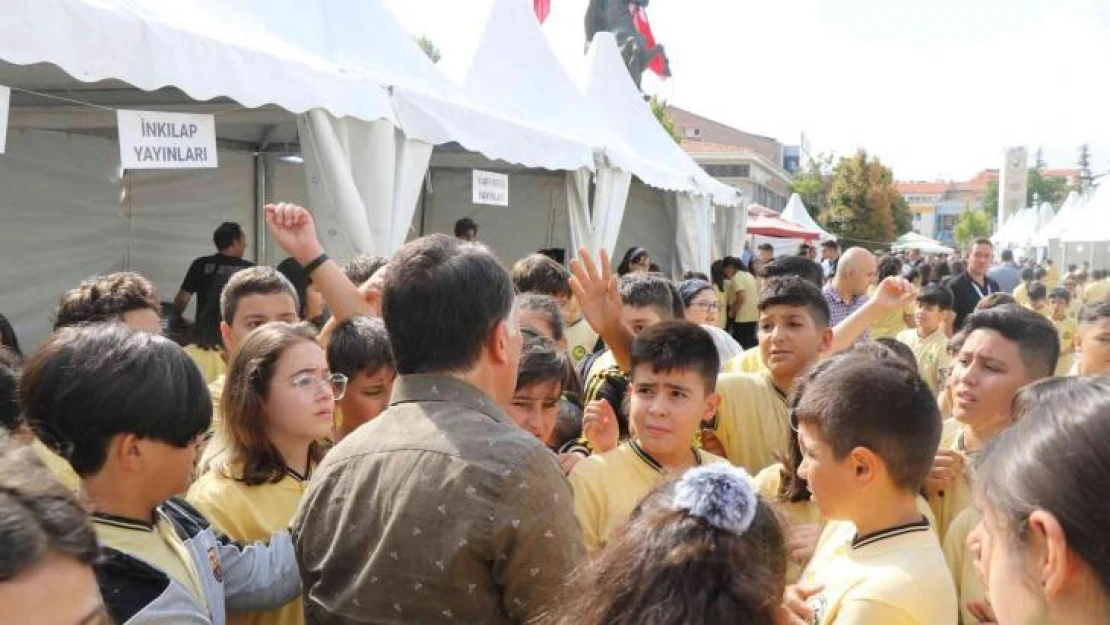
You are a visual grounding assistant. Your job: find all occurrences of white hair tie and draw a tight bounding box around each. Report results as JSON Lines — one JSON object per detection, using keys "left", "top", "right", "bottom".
{"left": 672, "top": 464, "right": 758, "bottom": 535}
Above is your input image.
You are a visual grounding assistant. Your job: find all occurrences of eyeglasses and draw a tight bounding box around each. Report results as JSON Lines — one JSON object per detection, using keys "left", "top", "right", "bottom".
{"left": 290, "top": 372, "right": 348, "bottom": 400}
{"left": 690, "top": 300, "right": 718, "bottom": 312}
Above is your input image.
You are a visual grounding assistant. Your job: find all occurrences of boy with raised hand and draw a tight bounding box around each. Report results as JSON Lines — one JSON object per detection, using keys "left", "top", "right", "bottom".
{"left": 896, "top": 285, "right": 955, "bottom": 393}
{"left": 568, "top": 321, "right": 728, "bottom": 554}
{"left": 1047, "top": 287, "right": 1079, "bottom": 376}
{"left": 784, "top": 351, "right": 956, "bottom": 625}
{"left": 20, "top": 324, "right": 300, "bottom": 625}
{"left": 1074, "top": 301, "right": 1110, "bottom": 376}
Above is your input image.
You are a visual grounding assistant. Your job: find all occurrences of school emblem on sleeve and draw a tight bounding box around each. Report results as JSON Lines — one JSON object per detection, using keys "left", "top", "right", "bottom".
{"left": 206, "top": 547, "right": 223, "bottom": 583}
{"left": 572, "top": 345, "right": 587, "bottom": 363}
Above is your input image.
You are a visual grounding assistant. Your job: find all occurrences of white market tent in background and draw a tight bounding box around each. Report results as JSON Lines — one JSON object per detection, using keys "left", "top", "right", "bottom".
{"left": 1060, "top": 185, "right": 1110, "bottom": 269}
{"left": 781, "top": 194, "right": 835, "bottom": 241}
{"left": 891, "top": 232, "right": 954, "bottom": 255}
{"left": 0, "top": 0, "right": 627, "bottom": 348}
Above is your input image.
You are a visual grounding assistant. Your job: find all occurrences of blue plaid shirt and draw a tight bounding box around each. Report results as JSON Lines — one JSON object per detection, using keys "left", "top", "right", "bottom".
{"left": 822, "top": 284, "right": 870, "bottom": 337}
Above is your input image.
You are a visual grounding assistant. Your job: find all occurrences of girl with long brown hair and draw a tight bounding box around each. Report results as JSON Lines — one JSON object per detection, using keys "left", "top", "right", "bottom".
{"left": 188, "top": 322, "right": 346, "bottom": 625}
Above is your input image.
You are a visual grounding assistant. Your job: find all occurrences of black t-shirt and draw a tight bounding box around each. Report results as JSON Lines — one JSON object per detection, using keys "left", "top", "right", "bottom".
{"left": 179, "top": 253, "right": 253, "bottom": 322}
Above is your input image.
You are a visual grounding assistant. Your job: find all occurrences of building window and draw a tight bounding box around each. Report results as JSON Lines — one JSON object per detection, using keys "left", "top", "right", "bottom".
{"left": 684, "top": 127, "right": 702, "bottom": 139}
{"left": 704, "top": 164, "right": 751, "bottom": 178}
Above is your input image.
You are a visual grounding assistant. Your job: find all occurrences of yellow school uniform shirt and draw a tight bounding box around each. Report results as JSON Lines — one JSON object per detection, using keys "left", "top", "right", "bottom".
{"left": 1051, "top": 315, "right": 1078, "bottom": 376}
{"left": 944, "top": 507, "right": 986, "bottom": 625}
{"left": 1012, "top": 282, "right": 1031, "bottom": 307}
{"left": 208, "top": 374, "right": 226, "bottom": 432}
{"left": 723, "top": 277, "right": 737, "bottom": 321}
{"left": 754, "top": 463, "right": 820, "bottom": 583}
{"left": 713, "top": 286, "right": 728, "bottom": 330}
{"left": 1045, "top": 265, "right": 1059, "bottom": 289}
{"left": 30, "top": 437, "right": 81, "bottom": 492}
{"left": 868, "top": 285, "right": 914, "bottom": 339}
{"left": 732, "top": 271, "right": 759, "bottom": 323}
{"left": 184, "top": 345, "right": 226, "bottom": 384}
{"left": 565, "top": 318, "right": 599, "bottom": 369}
{"left": 187, "top": 464, "right": 308, "bottom": 625}
{"left": 714, "top": 372, "right": 790, "bottom": 474}
{"left": 93, "top": 512, "right": 209, "bottom": 612}
{"left": 895, "top": 327, "right": 951, "bottom": 393}
{"left": 926, "top": 419, "right": 972, "bottom": 542}
{"left": 568, "top": 441, "right": 726, "bottom": 554}
{"left": 800, "top": 519, "right": 958, "bottom": 625}
{"left": 724, "top": 345, "right": 767, "bottom": 374}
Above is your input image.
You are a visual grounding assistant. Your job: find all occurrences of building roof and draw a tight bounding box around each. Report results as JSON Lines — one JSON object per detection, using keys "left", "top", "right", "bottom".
{"left": 895, "top": 181, "right": 952, "bottom": 195}
{"left": 1043, "top": 167, "right": 1080, "bottom": 180}
{"left": 679, "top": 139, "right": 755, "bottom": 154}
{"left": 667, "top": 106, "right": 779, "bottom": 143}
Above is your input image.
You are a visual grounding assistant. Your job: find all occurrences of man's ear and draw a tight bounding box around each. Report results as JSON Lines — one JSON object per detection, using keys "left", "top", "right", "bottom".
{"left": 220, "top": 321, "right": 234, "bottom": 353}
{"left": 488, "top": 319, "right": 514, "bottom": 366}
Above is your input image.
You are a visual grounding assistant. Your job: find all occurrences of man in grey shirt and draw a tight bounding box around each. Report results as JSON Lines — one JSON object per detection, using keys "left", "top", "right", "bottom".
{"left": 292, "top": 234, "right": 586, "bottom": 624}
{"left": 988, "top": 249, "right": 1023, "bottom": 294}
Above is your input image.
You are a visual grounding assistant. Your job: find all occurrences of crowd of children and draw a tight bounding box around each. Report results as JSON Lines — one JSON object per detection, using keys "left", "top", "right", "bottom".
{"left": 2, "top": 207, "right": 1110, "bottom": 625}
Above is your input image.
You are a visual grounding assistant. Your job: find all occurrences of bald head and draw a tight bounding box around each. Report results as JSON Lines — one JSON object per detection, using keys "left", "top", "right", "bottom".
{"left": 835, "top": 248, "right": 877, "bottom": 296}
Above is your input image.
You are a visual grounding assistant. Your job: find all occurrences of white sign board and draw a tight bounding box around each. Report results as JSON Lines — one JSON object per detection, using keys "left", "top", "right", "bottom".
{"left": 473, "top": 169, "right": 509, "bottom": 206}
{"left": 117, "top": 110, "right": 218, "bottom": 169}
{"left": 0, "top": 86, "right": 9, "bottom": 155}
{"left": 998, "top": 146, "right": 1028, "bottom": 226}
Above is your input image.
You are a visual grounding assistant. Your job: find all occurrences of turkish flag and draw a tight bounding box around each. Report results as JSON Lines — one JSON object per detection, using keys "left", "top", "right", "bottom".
{"left": 631, "top": 5, "right": 670, "bottom": 78}
{"left": 534, "top": 0, "right": 551, "bottom": 23}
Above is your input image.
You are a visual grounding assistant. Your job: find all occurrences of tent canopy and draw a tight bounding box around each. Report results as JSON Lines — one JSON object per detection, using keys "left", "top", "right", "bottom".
{"left": 747, "top": 215, "right": 820, "bottom": 240}
{"left": 1037, "top": 191, "right": 1080, "bottom": 242}
{"left": 891, "top": 231, "right": 953, "bottom": 254}
{"left": 780, "top": 193, "right": 836, "bottom": 241}
{"left": 1061, "top": 185, "right": 1110, "bottom": 243}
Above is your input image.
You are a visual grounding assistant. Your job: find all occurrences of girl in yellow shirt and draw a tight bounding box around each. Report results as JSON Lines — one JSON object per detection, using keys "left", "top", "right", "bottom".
{"left": 189, "top": 322, "right": 346, "bottom": 625}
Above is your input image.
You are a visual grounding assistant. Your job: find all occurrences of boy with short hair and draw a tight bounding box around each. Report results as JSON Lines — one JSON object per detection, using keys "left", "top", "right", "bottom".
{"left": 511, "top": 254, "right": 596, "bottom": 366}
{"left": 569, "top": 321, "right": 727, "bottom": 554}
{"left": 1075, "top": 301, "right": 1110, "bottom": 375}
{"left": 1012, "top": 267, "right": 1034, "bottom": 307}
{"left": 327, "top": 316, "right": 395, "bottom": 441}
{"left": 20, "top": 324, "right": 300, "bottom": 624}
{"left": 787, "top": 351, "right": 956, "bottom": 624}
{"left": 54, "top": 271, "right": 163, "bottom": 334}
{"left": 896, "top": 285, "right": 955, "bottom": 392}
{"left": 1027, "top": 280, "right": 1048, "bottom": 314}
{"left": 1048, "top": 287, "right": 1079, "bottom": 375}
{"left": 928, "top": 306, "right": 1058, "bottom": 624}
{"left": 713, "top": 277, "right": 833, "bottom": 474}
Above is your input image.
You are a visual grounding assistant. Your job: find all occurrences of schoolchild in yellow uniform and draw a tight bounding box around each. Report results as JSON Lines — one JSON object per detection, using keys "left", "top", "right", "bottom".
{"left": 326, "top": 316, "right": 395, "bottom": 442}
{"left": 784, "top": 351, "right": 957, "bottom": 625}
{"left": 1047, "top": 287, "right": 1079, "bottom": 376}
{"left": 1074, "top": 302, "right": 1110, "bottom": 376}
{"left": 714, "top": 277, "right": 832, "bottom": 474}
{"left": 569, "top": 322, "right": 728, "bottom": 554}
{"left": 896, "top": 285, "right": 955, "bottom": 393}
{"left": 190, "top": 323, "right": 343, "bottom": 625}
{"left": 22, "top": 324, "right": 300, "bottom": 625}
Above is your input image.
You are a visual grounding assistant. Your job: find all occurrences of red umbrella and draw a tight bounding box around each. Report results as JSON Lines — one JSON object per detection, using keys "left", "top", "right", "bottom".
{"left": 747, "top": 215, "right": 820, "bottom": 240}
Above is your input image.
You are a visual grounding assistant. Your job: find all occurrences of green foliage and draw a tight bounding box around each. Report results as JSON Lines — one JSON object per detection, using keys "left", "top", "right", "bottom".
{"left": 953, "top": 208, "right": 994, "bottom": 248}
{"left": 891, "top": 194, "right": 913, "bottom": 236}
{"left": 825, "top": 150, "right": 905, "bottom": 245}
{"left": 981, "top": 179, "right": 999, "bottom": 215}
{"left": 649, "top": 97, "right": 682, "bottom": 143}
{"left": 1027, "top": 168, "right": 1068, "bottom": 206}
{"left": 789, "top": 153, "right": 835, "bottom": 222}
{"left": 415, "top": 35, "right": 442, "bottom": 64}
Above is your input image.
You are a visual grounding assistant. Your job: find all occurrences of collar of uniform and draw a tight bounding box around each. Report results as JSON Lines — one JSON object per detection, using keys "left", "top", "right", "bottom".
{"left": 92, "top": 511, "right": 156, "bottom": 532}
{"left": 851, "top": 517, "right": 930, "bottom": 549}
{"left": 629, "top": 440, "right": 704, "bottom": 474}
{"left": 389, "top": 374, "right": 510, "bottom": 425}
{"left": 760, "top": 372, "right": 790, "bottom": 404}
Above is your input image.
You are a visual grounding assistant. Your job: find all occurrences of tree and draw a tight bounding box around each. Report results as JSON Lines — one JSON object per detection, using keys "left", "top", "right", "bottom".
{"left": 1027, "top": 168, "right": 1068, "bottom": 206}
{"left": 1078, "top": 144, "right": 1094, "bottom": 193}
{"left": 649, "top": 96, "right": 682, "bottom": 143}
{"left": 825, "top": 150, "right": 905, "bottom": 246}
{"left": 1034, "top": 147, "right": 1046, "bottom": 171}
{"left": 981, "top": 178, "right": 999, "bottom": 215}
{"left": 415, "top": 35, "right": 441, "bottom": 64}
{"left": 953, "top": 208, "right": 994, "bottom": 248}
{"left": 891, "top": 193, "right": 913, "bottom": 237}
{"left": 789, "top": 153, "right": 835, "bottom": 222}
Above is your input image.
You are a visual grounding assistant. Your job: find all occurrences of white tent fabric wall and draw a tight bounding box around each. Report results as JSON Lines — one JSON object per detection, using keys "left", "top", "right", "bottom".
{"left": 672, "top": 193, "right": 713, "bottom": 276}
{"left": 615, "top": 184, "right": 678, "bottom": 278}
{"left": 297, "top": 111, "right": 433, "bottom": 260}
{"left": 419, "top": 168, "right": 573, "bottom": 267}
{"left": 0, "top": 129, "right": 257, "bottom": 350}
{"left": 567, "top": 169, "right": 634, "bottom": 257}
{"left": 713, "top": 205, "right": 747, "bottom": 259}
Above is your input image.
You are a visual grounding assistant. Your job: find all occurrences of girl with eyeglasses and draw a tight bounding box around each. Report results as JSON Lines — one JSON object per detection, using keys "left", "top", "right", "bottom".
{"left": 189, "top": 321, "right": 346, "bottom": 625}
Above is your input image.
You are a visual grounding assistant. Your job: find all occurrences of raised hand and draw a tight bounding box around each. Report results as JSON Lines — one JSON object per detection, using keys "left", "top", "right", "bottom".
{"left": 582, "top": 399, "right": 619, "bottom": 454}
{"left": 265, "top": 203, "right": 323, "bottom": 264}
{"left": 872, "top": 276, "right": 918, "bottom": 311}
{"left": 569, "top": 248, "right": 622, "bottom": 337}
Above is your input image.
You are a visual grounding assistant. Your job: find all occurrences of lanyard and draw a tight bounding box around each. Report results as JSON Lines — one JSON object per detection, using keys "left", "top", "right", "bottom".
{"left": 970, "top": 278, "right": 992, "bottom": 300}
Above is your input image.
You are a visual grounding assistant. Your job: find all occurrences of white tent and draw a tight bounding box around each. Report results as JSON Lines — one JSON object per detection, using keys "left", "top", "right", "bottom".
{"left": 578, "top": 32, "right": 741, "bottom": 274}
{"left": 1062, "top": 185, "right": 1110, "bottom": 243}
{"left": 780, "top": 193, "right": 836, "bottom": 241}
{"left": 0, "top": 0, "right": 617, "bottom": 348}
{"left": 1036, "top": 191, "right": 1080, "bottom": 244}
{"left": 891, "top": 232, "right": 954, "bottom": 255}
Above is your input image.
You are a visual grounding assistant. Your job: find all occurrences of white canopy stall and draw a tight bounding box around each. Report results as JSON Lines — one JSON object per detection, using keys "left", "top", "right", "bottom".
{"left": 1061, "top": 185, "right": 1110, "bottom": 270}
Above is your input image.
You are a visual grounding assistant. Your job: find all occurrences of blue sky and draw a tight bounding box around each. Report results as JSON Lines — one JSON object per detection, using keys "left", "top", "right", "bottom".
{"left": 384, "top": 0, "right": 1110, "bottom": 182}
